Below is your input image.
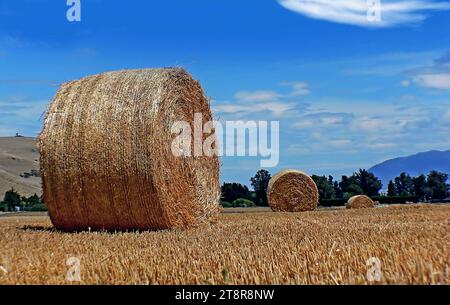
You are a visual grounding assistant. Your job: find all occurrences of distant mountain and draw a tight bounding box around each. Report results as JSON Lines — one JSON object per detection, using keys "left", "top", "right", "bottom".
{"left": 369, "top": 150, "right": 450, "bottom": 188}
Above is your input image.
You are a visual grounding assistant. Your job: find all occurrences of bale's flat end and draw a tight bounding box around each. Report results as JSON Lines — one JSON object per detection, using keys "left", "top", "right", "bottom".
{"left": 267, "top": 169, "right": 319, "bottom": 212}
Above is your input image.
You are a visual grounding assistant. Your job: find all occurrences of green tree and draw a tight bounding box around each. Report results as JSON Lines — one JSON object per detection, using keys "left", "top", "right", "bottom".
{"left": 394, "top": 172, "right": 414, "bottom": 196}
{"left": 427, "top": 171, "right": 449, "bottom": 200}
{"left": 27, "top": 194, "right": 41, "bottom": 205}
{"left": 412, "top": 174, "right": 430, "bottom": 201}
{"left": 250, "top": 169, "right": 271, "bottom": 206}
{"left": 333, "top": 181, "right": 343, "bottom": 199}
{"left": 353, "top": 169, "right": 382, "bottom": 196}
{"left": 221, "top": 183, "right": 252, "bottom": 203}
{"left": 1, "top": 189, "right": 21, "bottom": 211}
{"left": 311, "top": 175, "right": 336, "bottom": 201}
{"left": 231, "top": 198, "right": 256, "bottom": 208}
{"left": 387, "top": 180, "right": 397, "bottom": 196}
{"left": 339, "top": 175, "right": 353, "bottom": 194}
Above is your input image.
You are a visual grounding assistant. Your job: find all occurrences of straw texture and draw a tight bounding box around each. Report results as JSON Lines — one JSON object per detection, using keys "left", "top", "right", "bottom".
{"left": 39, "top": 68, "right": 220, "bottom": 231}
{"left": 267, "top": 169, "right": 319, "bottom": 212}
{"left": 346, "top": 195, "right": 374, "bottom": 209}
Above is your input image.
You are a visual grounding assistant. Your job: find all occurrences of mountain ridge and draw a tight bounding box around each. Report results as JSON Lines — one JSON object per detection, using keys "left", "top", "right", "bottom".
{"left": 369, "top": 150, "right": 450, "bottom": 187}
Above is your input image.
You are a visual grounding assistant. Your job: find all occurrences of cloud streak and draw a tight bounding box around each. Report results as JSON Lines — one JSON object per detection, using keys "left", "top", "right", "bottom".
{"left": 404, "top": 50, "right": 450, "bottom": 90}
{"left": 277, "top": 0, "right": 450, "bottom": 27}
{"left": 414, "top": 73, "right": 450, "bottom": 90}
{"left": 214, "top": 81, "right": 310, "bottom": 117}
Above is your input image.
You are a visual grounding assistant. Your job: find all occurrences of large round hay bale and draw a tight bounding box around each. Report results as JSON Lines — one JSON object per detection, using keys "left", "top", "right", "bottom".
{"left": 346, "top": 195, "right": 374, "bottom": 209}
{"left": 267, "top": 169, "right": 319, "bottom": 212}
{"left": 39, "top": 68, "right": 220, "bottom": 231}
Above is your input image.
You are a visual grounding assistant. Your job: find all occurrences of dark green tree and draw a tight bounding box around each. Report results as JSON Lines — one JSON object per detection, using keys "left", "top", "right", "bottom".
{"left": 353, "top": 169, "right": 382, "bottom": 196}
{"left": 340, "top": 170, "right": 382, "bottom": 197}
{"left": 427, "top": 171, "right": 449, "bottom": 200}
{"left": 339, "top": 175, "right": 363, "bottom": 197}
{"left": 1, "top": 189, "right": 21, "bottom": 211}
{"left": 250, "top": 169, "right": 271, "bottom": 206}
{"left": 311, "top": 175, "right": 336, "bottom": 201}
{"left": 221, "top": 183, "right": 252, "bottom": 203}
{"left": 387, "top": 180, "right": 397, "bottom": 196}
{"left": 27, "top": 194, "right": 41, "bottom": 205}
{"left": 333, "top": 181, "right": 343, "bottom": 199}
{"left": 394, "top": 172, "right": 414, "bottom": 196}
{"left": 412, "top": 174, "right": 430, "bottom": 201}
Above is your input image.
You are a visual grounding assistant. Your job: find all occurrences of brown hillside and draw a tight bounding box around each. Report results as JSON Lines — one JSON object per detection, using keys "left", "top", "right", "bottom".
{"left": 0, "top": 137, "right": 41, "bottom": 197}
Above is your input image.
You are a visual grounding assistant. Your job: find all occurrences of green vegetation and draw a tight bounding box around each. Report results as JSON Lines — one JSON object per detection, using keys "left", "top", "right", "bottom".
{"left": 221, "top": 183, "right": 253, "bottom": 203}
{"left": 250, "top": 169, "right": 271, "bottom": 206}
{"left": 0, "top": 189, "right": 47, "bottom": 212}
{"left": 231, "top": 198, "right": 256, "bottom": 208}
{"left": 386, "top": 171, "right": 449, "bottom": 201}
{"left": 221, "top": 169, "right": 449, "bottom": 208}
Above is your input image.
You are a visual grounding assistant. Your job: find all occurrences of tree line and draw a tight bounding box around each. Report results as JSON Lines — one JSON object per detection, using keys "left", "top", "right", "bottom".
{"left": 221, "top": 169, "right": 450, "bottom": 207}
{"left": 0, "top": 189, "right": 47, "bottom": 212}
{"left": 1, "top": 169, "right": 448, "bottom": 211}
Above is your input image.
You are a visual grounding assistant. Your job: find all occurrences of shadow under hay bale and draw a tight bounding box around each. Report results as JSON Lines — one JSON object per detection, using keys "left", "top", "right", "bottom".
{"left": 267, "top": 169, "right": 319, "bottom": 212}
{"left": 346, "top": 195, "right": 375, "bottom": 209}
{"left": 39, "top": 68, "right": 221, "bottom": 231}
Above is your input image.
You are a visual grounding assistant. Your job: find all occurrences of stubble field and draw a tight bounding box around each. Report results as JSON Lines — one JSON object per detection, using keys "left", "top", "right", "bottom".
{"left": 0, "top": 204, "right": 448, "bottom": 285}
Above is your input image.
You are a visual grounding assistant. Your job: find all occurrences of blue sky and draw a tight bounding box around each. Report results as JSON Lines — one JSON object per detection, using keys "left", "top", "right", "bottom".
{"left": 1, "top": 0, "right": 449, "bottom": 186}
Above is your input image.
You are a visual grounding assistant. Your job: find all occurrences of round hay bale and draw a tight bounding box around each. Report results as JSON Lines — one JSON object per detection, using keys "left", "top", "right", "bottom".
{"left": 267, "top": 169, "right": 319, "bottom": 212}
{"left": 39, "top": 68, "right": 221, "bottom": 231}
{"left": 346, "top": 195, "right": 374, "bottom": 209}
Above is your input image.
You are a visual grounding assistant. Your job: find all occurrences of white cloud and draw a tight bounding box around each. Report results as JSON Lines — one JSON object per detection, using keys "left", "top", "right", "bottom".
{"left": 281, "top": 81, "right": 311, "bottom": 96}
{"left": 215, "top": 81, "right": 310, "bottom": 117}
{"left": 293, "top": 112, "right": 353, "bottom": 128}
{"left": 234, "top": 90, "right": 279, "bottom": 102}
{"left": 214, "top": 101, "right": 296, "bottom": 117}
{"left": 277, "top": 0, "right": 450, "bottom": 27}
{"left": 329, "top": 139, "right": 353, "bottom": 147}
{"left": 369, "top": 143, "right": 397, "bottom": 149}
{"left": 414, "top": 73, "right": 450, "bottom": 90}
{"left": 400, "top": 79, "right": 411, "bottom": 87}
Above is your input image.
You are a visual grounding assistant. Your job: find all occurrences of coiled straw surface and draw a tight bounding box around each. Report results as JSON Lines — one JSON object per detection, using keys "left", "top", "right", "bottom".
{"left": 267, "top": 169, "right": 319, "bottom": 212}
{"left": 39, "top": 68, "right": 220, "bottom": 231}
{"left": 346, "top": 195, "right": 374, "bottom": 209}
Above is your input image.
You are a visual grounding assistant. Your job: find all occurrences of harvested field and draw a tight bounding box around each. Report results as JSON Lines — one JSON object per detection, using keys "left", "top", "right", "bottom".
{"left": 0, "top": 204, "right": 448, "bottom": 285}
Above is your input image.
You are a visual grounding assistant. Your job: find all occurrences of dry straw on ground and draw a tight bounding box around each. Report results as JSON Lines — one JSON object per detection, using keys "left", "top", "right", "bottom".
{"left": 267, "top": 169, "right": 319, "bottom": 212}
{"left": 346, "top": 195, "right": 375, "bottom": 209}
{"left": 1, "top": 204, "right": 448, "bottom": 284}
{"left": 39, "top": 68, "right": 220, "bottom": 231}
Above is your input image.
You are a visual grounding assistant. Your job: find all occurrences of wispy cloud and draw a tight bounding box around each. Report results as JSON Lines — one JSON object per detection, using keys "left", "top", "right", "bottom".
{"left": 280, "top": 81, "right": 311, "bottom": 96}
{"left": 0, "top": 96, "right": 48, "bottom": 136}
{"left": 405, "top": 50, "right": 450, "bottom": 90}
{"left": 293, "top": 112, "right": 353, "bottom": 128}
{"left": 234, "top": 90, "right": 279, "bottom": 102}
{"left": 214, "top": 101, "right": 296, "bottom": 117}
{"left": 414, "top": 73, "right": 450, "bottom": 90}
{"left": 288, "top": 96, "right": 450, "bottom": 157}
{"left": 214, "top": 81, "right": 310, "bottom": 117}
{"left": 277, "top": 0, "right": 450, "bottom": 27}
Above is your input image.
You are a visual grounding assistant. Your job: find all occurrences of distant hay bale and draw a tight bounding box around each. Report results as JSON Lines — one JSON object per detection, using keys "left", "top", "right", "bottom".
{"left": 346, "top": 195, "right": 374, "bottom": 209}
{"left": 267, "top": 169, "right": 319, "bottom": 212}
{"left": 39, "top": 68, "right": 220, "bottom": 231}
